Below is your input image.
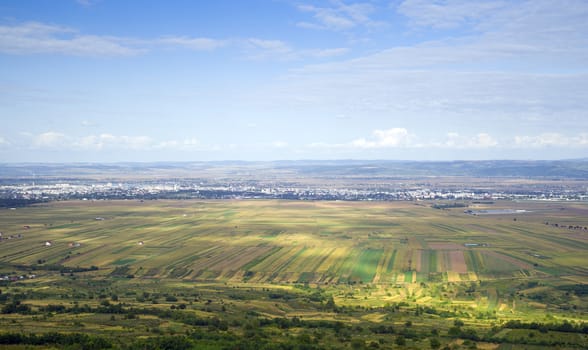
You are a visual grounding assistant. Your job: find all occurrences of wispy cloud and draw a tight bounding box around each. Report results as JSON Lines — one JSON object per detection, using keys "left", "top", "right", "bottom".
{"left": 244, "top": 38, "right": 348, "bottom": 60}
{"left": 438, "top": 132, "right": 498, "bottom": 149}
{"left": 514, "top": 133, "right": 588, "bottom": 148}
{"left": 154, "top": 138, "right": 203, "bottom": 151}
{"left": 0, "top": 22, "right": 141, "bottom": 56}
{"left": 0, "top": 21, "right": 231, "bottom": 56}
{"left": 9, "top": 129, "right": 588, "bottom": 162}
{"left": 305, "top": 47, "right": 350, "bottom": 58}
{"left": 0, "top": 21, "right": 346, "bottom": 60}
{"left": 397, "top": 0, "right": 507, "bottom": 29}
{"left": 265, "top": 0, "right": 588, "bottom": 137}
{"left": 76, "top": 0, "right": 100, "bottom": 7}
{"left": 158, "top": 36, "right": 228, "bottom": 51}
{"left": 244, "top": 38, "right": 293, "bottom": 59}
{"left": 297, "top": 1, "right": 381, "bottom": 31}
{"left": 396, "top": 0, "right": 588, "bottom": 63}
{"left": 19, "top": 131, "right": 220, "bottom": 152}
{"left": 74, "top": 134, "right": 154, "bottom": 151}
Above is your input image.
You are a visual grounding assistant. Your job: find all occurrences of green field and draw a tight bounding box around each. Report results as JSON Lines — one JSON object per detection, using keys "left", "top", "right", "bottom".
{"left": 0, "top": 199, "right": 587, "bottom": 349}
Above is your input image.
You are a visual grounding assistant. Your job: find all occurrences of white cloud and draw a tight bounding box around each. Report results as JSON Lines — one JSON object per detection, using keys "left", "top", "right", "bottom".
{"left": 305, "top": 47, "right": 350, "bottom": 58}
{"left": 243, "top": 38, "right": 348, "bottom": 60}
{"left": 395, "top": 0, "right": 588, "bottom": 64}
{"left": 76, "top": 0, "right": 100, "bottom": 6}
{"left": 74, "top": 134, "right": 102, "bottom": 149}
{"left": 466, "top": 133, "right": 496, "bottom": 148}
{"left": 247, "top": 38, "right": 290, "bottom": 52}
{"left": 158, "top": 36, "right": 227, "bottom": 51}
{"left": 0, "top": 22, "right": 229, "bottom": 56}
{"left": 0, "top": 21, "right": 347, "bottom": 61}
{"left": 351, "top": 128, "right": 414, "bottom": 149}
{"left": 0, "top": 136, "right": 9, "bottom": 146}
{"left": 21, "top": 132, "right": 220, "bottom": 152}
{"left": 398, "top": 0, "right": 507, "bottom": 29}
{"left": 74, "top": 134, "right": 153, "bottom": 150}
{"left": 440, "top": 132, "right": 498, "bottom": 148}
{"left": 268, "top": 0, "right": 588, "bottom": 155}
{"left": 33, "top": 131, "right": 67, "bottom": 148}
{"left": 475, "top": 133, "right": 498, "bottom": 147}
{"left": 308, "top": 128, "right": 415, "bottom": 150}
{"left": 288, "top": 0, "right": 588, "bottom": 79}
{"left": 245, "top": 38, "right": 292, "bottom": 58}
{"left": 309, "top": 129, "right": 501, "bottom": 151}
{"left": 155, "top": 138, "right": 203, "bottom": 151}
{"left": 297, "top": 2, "right": 380, "bottom": 31}
{"left": 272, "top": 141, "right": 288, "bottom": 148}
{"left": 297, "top": 5, "right": 354, "bottom": 31}
{"left": 514, "top": 133, "right": 588, "bottom": 148}
{"left": 0, "top": 22, "right": 141, "bottom": 56}
{"left": 580, "top": 134, "right": 588, "bottom": 146}
{"left": 296, "top": 22, "right": 326, "bottom": 30}
{"left": 76, "top": 134, "right": 217, "bottom": 152}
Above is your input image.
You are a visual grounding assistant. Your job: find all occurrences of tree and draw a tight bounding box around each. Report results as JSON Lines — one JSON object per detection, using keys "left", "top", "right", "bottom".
{"left": 326, "top": 296, "right": 336, "bottom": 310}
{"left": 351, "top": 338, "right": 365, "bottom": 349}
{"left": 430, "top": 337, "right": 441, "bottom": 349}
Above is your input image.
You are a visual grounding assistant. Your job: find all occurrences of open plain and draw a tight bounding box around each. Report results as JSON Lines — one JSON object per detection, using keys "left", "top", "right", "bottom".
{"left": 0, "top": 199, "right": 587, "bottom": 349}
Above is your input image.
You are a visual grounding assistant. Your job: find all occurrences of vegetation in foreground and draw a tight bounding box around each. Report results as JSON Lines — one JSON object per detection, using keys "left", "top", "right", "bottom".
{"left": 0, "top": 199, "right": 587, "bottom": 349}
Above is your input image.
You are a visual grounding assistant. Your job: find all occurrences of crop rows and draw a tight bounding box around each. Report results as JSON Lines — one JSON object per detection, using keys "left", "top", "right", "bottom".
{"left": 1, "top": 200, "right": 586, "bottom": 285}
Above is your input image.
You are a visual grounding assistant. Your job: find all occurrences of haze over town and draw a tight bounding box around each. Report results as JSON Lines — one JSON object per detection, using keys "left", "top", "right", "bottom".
{"left": 1, "top": 0, "right": 588, "bottom": 162}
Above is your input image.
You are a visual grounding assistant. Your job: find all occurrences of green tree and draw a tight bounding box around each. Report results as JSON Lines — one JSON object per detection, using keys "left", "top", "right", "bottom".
{"left": 326, "top": 295, "right": 336, "bottom": 310}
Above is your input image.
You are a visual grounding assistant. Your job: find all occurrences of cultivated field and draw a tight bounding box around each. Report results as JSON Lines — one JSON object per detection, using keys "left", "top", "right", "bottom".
{"left": 0, "top": 199, "right": 587, "bottom": 349}
{"left": 2, "top": 199, "right": 587, "bottom": 284}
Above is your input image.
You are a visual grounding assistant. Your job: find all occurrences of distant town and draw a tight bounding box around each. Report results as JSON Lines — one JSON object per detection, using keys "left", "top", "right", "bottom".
{"left": 1, "top": 178, "right": 587, "bottom": 207}
{"left": 1, "top": 160, "right": 587, "bottom": 206}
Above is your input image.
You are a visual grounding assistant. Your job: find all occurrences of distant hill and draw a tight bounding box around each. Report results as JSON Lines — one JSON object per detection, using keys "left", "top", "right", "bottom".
{"left": 273, "top": 159, "right": 588, "bottom": 178}
{"left": 1, "top": 159, "right": 588, "bottom": 180}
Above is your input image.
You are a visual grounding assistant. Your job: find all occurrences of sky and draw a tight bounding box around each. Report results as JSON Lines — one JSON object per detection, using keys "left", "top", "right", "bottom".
{"left": 0, "top": 0, "right": 587, "bottom": 162}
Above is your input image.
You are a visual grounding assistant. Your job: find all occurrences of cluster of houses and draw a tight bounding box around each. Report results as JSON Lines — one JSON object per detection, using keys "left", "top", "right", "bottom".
{"left": 0, "top": 232, "right": 24, "bottom": 241}
{"left": 544, "top": 222, "right": 588, "bottom": 231}
{"left": 43, "top": 241, "right": 82, "bottom": 247}
{"left": 1, "top": 274, "right": 36, "bottom": 282}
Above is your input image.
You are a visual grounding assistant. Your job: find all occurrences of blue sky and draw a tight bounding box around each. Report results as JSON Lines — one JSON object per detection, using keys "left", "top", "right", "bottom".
{"left": 1, "top": 0, "right": 587, "bottom": 162}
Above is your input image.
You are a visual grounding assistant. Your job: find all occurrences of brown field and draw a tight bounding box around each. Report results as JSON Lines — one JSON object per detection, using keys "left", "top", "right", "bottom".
{"left": 448, "top": 250, "right": 468, "bottom": 274}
